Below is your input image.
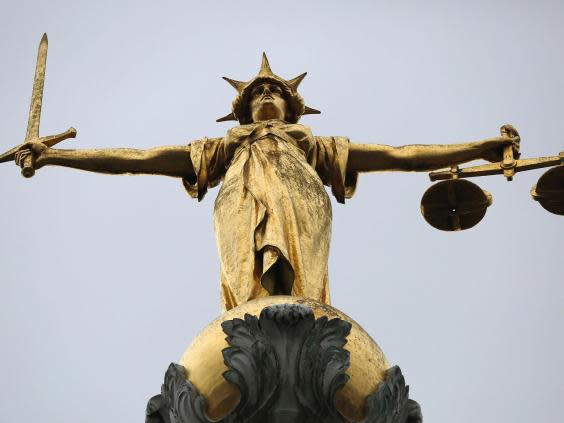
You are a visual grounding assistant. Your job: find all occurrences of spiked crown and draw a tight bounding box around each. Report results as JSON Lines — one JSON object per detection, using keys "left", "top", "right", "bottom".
{"left": 217, "top": 53, "right": 320, "bottom": 124}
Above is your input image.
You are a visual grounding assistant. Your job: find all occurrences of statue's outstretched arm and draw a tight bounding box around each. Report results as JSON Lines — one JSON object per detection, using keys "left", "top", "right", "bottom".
{"left": 14, "top": 143, "right": 195, "bottom": 179}
{"left": 347, "top": 126, "right": 520, "bottom": 173}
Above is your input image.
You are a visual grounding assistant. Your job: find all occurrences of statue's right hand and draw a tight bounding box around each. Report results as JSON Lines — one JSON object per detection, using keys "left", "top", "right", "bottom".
{"left": 14, "top": 142, "right": 49, "bottom": 171}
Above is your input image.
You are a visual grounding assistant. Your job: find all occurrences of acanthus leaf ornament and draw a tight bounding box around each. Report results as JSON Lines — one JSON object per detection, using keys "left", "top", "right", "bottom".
{"left": 146, "top": 305, "right": 421, "bottom": 423}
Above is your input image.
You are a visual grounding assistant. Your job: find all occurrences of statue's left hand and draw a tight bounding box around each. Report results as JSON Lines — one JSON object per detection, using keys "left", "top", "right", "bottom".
{"left": 480, "top": 124, "right": 521, "bottom": 163}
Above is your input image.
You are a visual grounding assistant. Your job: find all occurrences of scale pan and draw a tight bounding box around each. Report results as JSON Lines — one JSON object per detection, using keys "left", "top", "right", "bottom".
{"left": 420, "top": 179, "right": 492, "bottom": 231}
{"left": 531, "top": 165, "right": 564, "bottom": 215}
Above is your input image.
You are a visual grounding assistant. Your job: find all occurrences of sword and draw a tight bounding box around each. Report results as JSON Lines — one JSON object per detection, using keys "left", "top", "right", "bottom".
{"left": 0, "top": 33, "right": 77, "bottom": 177}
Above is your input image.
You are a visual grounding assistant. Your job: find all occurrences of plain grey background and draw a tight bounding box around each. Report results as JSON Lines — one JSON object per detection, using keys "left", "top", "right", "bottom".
{"left": 1, "top": 1, "right": 563, "bottom": 421}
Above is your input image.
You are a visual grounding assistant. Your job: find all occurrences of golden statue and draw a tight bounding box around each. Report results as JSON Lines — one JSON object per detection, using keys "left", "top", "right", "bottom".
{"left": 3, "top": 34, "right": 563, "bottom": 423}
{"left": 3, "top": 40, "right": 525, "bottom": 312}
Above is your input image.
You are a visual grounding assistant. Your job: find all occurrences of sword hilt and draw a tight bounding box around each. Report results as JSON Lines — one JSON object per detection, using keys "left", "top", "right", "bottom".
{"left": 21, "top": 155, "right": 35, "bottom": 178}
{"left": 41, "top": 126, "right": 77, "bottom": 148}
{"left": 17, "top": 126, "right": 77, "bottom": 178}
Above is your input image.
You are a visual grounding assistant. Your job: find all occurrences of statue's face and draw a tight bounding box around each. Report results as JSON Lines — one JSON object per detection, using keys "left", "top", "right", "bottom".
{"left": 249, "top": 82, "right": 288, "bottom": 122}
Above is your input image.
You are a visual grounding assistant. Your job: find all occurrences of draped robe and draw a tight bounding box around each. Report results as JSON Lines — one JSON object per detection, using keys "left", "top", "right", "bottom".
{"left": 183, "top": 120, "right": 357, "bottom": 311}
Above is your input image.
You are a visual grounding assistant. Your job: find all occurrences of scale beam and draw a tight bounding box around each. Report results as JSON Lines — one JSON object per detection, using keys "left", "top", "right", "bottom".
{"left": 429, "top": 152, "right": 564, "bottom": 182}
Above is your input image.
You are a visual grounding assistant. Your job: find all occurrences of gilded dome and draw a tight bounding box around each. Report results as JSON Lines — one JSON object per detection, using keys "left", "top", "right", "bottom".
{"left": 179, "top": 296, "right": 389, "bottom": 422}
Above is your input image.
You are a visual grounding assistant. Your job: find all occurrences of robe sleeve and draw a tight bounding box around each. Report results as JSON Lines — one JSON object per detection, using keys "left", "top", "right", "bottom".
{"left": 182, "top": 137, "right": 226, "bottom": 201}
{"left": 313, "top": 136, "right": 358, "bottom": 204}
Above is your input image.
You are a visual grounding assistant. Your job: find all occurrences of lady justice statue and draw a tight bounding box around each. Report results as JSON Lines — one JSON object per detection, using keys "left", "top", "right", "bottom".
{"left": 8, "top": 37, "right": 562, "bottom": 423}
{"left": 11, "top": 52, "right": 519, "bottom": 312}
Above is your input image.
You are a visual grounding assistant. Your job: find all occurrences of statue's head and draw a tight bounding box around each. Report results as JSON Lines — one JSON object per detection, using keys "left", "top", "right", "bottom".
{"left": 249, "top": 82, "right": 288, "bottom": 122}
{"left": 217, "top": 53, "right": 320, "bottom": 124}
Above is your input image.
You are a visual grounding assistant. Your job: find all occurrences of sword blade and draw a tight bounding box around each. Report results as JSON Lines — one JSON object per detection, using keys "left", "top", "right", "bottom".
{"left": 25, "top": 33, "right": 48, "bottom": 142}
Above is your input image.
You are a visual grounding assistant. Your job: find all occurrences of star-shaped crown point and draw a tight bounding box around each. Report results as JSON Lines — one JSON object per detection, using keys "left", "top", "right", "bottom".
{"left": 259, "top": 52, "right": 273, "bottom": 76}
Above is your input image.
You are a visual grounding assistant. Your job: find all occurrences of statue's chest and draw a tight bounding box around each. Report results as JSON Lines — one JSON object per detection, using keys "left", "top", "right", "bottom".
{"left": 226, "top": 122, "right": 314, "bottom": 159}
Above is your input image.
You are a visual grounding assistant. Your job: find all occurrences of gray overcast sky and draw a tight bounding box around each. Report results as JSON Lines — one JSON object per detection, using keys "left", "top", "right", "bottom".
{"left": 1, "top": 1, "right": 563, "bottom": 421}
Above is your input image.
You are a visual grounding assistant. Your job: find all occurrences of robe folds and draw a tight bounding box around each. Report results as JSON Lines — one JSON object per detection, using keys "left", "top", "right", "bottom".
{"left": 183, "top": 120, "right": 357, "bottom": 311}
